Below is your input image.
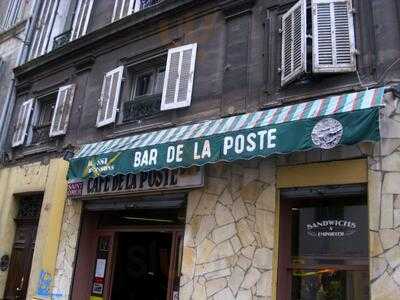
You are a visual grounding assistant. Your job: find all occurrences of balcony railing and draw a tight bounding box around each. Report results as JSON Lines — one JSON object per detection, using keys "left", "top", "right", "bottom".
{"left": 122, "top": 94, "right": 162, "bottom": 123}
{"left": 53, "top": 30, "right": 71, "bottom": 50}
{"left": 141, "top": 0, "right": 163, "bottom": 10}
{"left": 31, "top": 124, "right": 51, "bottom": 144}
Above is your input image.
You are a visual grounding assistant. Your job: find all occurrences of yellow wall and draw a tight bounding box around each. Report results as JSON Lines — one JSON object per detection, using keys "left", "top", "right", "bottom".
{"left": 0, "top": 159, "right": 68, "bottom": 300}
{"left": 277, "top": 159, "right": 367, "bottom": 188}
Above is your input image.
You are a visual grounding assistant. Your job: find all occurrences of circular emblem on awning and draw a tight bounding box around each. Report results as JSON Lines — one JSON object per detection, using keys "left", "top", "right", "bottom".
{"left": 311, "top": 118, "right": 343, "bottom": 149}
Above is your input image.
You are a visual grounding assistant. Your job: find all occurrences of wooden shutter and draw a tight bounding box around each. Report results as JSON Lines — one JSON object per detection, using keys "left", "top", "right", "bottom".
{"left": 281, "top": 0, "right": 307, "bottom": 86}
{"left": 312, "top": 0, "right": 356, "bottom": 73}
{"left": 161, "top": 43, "right": 197, "bottom": 111}
{"left": 112, "top": 0, "right": 135, "bottom": 22}
{"left": 12, "top": 99, "right": 34, "bottom": 147}
{"left": 28, "top": 0, "right": 59, "bottom": 60}
{"left": 70, "top": 0, "right": 94, "bottom": 41}
{"left": 49, "top": 84, "right": 76, "bottom": 137}
{"left": 96, "top": 66, "right": 124, "bottom": 127}
{"left": 1, "top": 0, "right": 22, "bottom": 30}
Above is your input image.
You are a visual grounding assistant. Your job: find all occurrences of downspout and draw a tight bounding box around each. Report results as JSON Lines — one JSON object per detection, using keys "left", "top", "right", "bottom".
{"left": 0, "top": 0, "right": 41, "bottom": 157}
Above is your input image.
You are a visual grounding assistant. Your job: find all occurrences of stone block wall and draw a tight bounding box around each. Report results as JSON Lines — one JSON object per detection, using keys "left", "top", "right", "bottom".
{"left": 52, "top": 198, "right": 83, "bottom": 300}
{"left": 368, "top": 91, "right": 400, "bottom": 300}
{"left": 179, "top": 160, "right": 276, "bottom": 300}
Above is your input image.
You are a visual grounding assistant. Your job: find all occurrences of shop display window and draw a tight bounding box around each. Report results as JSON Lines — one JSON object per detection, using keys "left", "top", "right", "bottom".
{"left": 278, "top": 185, "right": 369, "bottom": 300}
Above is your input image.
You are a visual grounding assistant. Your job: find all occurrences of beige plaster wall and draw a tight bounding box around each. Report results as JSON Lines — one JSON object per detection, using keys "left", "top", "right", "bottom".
{"left": 0, "top": 159, "right": 69, "bottom": 300}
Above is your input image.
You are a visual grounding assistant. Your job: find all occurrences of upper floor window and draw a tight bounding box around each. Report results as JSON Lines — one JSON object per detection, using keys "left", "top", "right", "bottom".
{"left": 0, "top": 0, "right": 24, "bottom": 32}
{"left": 96, "top": 43, "right": 197, "bottom": 128}
{"left": 28, "top": 0, "right": 59, "bottom": 60}
{"left": 12, "top": 84, "right": 76, "bottom": 147}
{"left": 70, "top": 0, "right": 94, "bottom": 41}
{"left": 281, "top": 0, "right": 356, "bottom": 86}
{"left": 112, "top": 0, "right": 163, "bottom": 22}
{"left": 122, "top": 61, "right": 166, "bottom": 123}
{"left": 31, "top": 93, "right": 56, "bottom": 144}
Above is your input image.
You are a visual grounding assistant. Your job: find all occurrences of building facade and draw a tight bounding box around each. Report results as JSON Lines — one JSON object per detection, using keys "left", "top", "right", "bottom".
{"left": 1, "top": 0, "right": 400, "bottom": 299}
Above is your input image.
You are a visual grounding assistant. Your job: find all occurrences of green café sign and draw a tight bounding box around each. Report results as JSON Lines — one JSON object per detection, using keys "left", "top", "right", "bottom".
{"left": 67, "top": 107, "right": 380, "bottom": 180}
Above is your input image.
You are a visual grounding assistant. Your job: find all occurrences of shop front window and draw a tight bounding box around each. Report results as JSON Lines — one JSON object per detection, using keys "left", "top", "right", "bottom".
{"left": 278, "top": 185, "right": 369, "bottom": 300}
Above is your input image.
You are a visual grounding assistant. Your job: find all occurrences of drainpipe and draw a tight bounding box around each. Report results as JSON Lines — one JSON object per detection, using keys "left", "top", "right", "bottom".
{"left": 0, "top": 0, "right": 42, "bottom": 157}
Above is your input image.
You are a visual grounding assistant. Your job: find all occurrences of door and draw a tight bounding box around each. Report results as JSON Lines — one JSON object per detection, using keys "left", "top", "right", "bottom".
{"left": 4, "top": 196, "right": 42, "bottom": 300}
{"left": 277, "top": 186, "right": 369, "bottom": 300}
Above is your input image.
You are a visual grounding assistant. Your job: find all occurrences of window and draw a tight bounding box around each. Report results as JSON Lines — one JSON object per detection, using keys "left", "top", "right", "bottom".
{"left": 122, "top": 65, "right": 166, "bottom": 123}
{"left": 31, "top": 93, "right": 56, "bottom": 144}
{"left": 112, "top": 0, "right": 163, "bottom": 22}
{"left": 0, "top": 0, "right": 23, "bottom": 32}
{"left": 28, "top": 0, "right": 60, "bottom": 60}
{"left": 280, "top": 0, "right": 356, "bottom": 86}
{"left": 278, "top": 185, "right": 369, "bottom": 299}
{"left": 70, "top": 0, "right": 94, "bottom": 41}
{"left": 11, "top": 85, "right": 76, "bottom": 147}
{"left": 96, "top": 43, "right": 197, "bottom": 128}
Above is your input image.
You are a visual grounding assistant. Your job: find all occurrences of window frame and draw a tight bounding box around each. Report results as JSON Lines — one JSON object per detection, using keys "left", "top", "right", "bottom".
{"left": 262, "top": 0, "right": 375, "bottom": 106}
{"left": 277, "top": 186, "right": 369, "bottom": 299}
{"left": 28, "top": 92, "right": 58, "bottom": 145}
{"left": 70, "top": 0, "right": 95, "bottom": 41}
{"left": 130, "top": 66, "right": 166, "bottom": 100}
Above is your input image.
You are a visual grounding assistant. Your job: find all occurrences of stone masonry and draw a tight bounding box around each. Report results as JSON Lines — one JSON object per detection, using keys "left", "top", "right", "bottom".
{"left": 368, "top": 91, "right": 400, "bottom": 300}
{"left": 179, "top": 159, "right": 276, "bottom": 300}
{"left": 52, "top": 198, "right": 83, "bottom": 299}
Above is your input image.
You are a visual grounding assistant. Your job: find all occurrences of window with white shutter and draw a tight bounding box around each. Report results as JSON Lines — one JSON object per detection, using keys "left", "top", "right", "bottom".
{"left": 28, "top": 0, "right": 59, "bottom": 60}
{"left": 70, "top": 0, "right": 94, "bottom": 41}
{"left": 112, "top": 0, "right": 135, "bottom": 22}
{"left": 49, "top": 84, "right": 76, "bottom": 137}
{"left": 312, "top": 0, "right": 356, "bottom": 73}
{"left": 1, "top": 0, "right": 23, "bottom": 31}
{"left": 281, "top": 0, "right": 307, "bottom": 86}
{"left": 12, "top": 99, "right": 34, "bottom": 147}
{"left": 161, "top": 43, "right": 197, "bottom": 111}
{"left": 97, "top": 66, "right": 124, "bottom": 127}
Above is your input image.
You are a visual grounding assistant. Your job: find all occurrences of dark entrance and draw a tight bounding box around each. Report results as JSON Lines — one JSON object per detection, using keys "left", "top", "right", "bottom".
{"left": 111, "top": 232, "right": 172, "bottom": 300}
{"left": 4, "top": 195, "right": 42, "bottom": 300}
{"left": 71, "top": 195, "right": 185, "bottom": 300}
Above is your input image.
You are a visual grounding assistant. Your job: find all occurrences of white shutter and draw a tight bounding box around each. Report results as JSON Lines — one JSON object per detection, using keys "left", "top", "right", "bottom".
{"left": 28, "top": 0, "right": 59, "bottom": 60}
{"left": 161, "top": 43, "right": 197, "bottom": 111}
{"left": 1, "top": 0, "right": 22, "bottom": 30}
{"left": 112, "top": 0, "right": 135, "bottom": 22}
{"left": 312, "top": 0, "right": 356, "bottom": 73}
{"left": 281, "top": 0, "right": 307, "bottom": 86}
{"left": 49, "top": 84, "right": 76, "bottom": 137}
{"left": 70, "top": 0, "right": 94, "bottom": 41}
{"left": 96, "top": 66, "right": 124, "bottom": 127}
{"left": 12, "top": 98, "right": 34, "bottom": 147}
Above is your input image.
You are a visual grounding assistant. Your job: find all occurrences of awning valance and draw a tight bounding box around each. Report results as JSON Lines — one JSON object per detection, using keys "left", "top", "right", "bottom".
{"left": 67, "top": 87, "right": 384, "bottom": 180}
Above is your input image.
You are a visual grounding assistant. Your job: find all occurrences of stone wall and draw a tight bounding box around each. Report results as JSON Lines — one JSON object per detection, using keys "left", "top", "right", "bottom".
{"left": 52, "top": 198, "right": 83, "bottom": 300}
{"left": 368, "top": 91, "right": 400, "bottom": 300}
{"left": 179, "top": 160, "right": 276, "bottom": 300}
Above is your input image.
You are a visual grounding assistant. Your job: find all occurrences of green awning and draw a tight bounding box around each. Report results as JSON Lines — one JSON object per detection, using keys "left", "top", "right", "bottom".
{"left": 67, "top": 87, "right": 384, "bottom": 180}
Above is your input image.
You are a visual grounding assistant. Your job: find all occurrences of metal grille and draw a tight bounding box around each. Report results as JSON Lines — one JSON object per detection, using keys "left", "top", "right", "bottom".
{"left": 17, "top": 196, "right": 42, "bottom": 219}
{"left": 122, "top": 94, "right": 161, "bottom": 122}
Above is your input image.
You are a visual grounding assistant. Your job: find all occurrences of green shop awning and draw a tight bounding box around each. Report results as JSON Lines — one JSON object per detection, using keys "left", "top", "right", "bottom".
{"left": 68, "top": 87, "right": 385, "bottom": 180}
